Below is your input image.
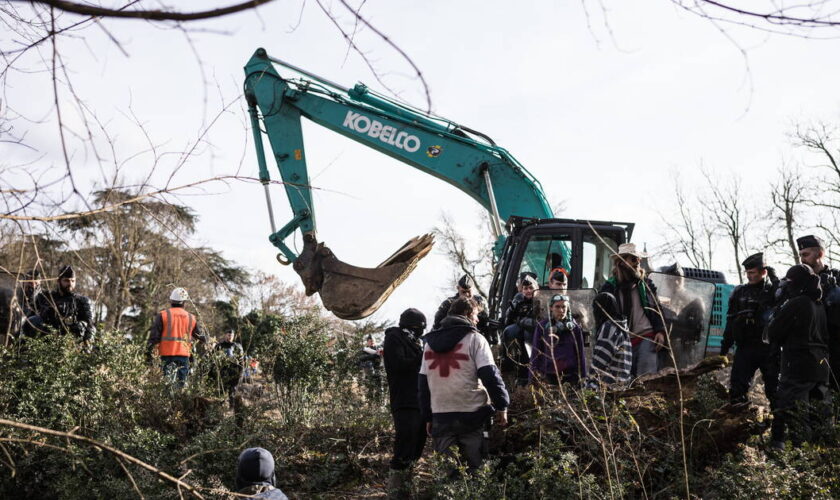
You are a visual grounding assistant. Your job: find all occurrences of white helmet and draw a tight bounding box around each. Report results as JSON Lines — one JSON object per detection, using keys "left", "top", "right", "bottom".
{"left": 170, "top": 287, "right": 189, "bottom": 302}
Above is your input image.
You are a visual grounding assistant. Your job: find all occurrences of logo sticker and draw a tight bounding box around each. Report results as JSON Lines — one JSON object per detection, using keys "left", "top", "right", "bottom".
{"left": 426, "top": 145, "right": 442, "bottom": 158}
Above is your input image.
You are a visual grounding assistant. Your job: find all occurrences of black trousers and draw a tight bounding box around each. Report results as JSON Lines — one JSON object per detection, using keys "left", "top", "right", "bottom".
{"left": 770, "top": 377, "right": 829, "bottom": 446}
{"left": 729, "top": 342, "right": 778, "bottom": 407}
{"left": 828, "top": 334, "right": 840, "bottom": 391}
{"left": 390, "top": 408, "right": 427, "bottom": 470}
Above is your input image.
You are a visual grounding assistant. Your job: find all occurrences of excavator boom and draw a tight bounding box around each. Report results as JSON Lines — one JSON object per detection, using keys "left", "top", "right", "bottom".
{"left": 244, "top": 48, "right": 553, "bottom": 319}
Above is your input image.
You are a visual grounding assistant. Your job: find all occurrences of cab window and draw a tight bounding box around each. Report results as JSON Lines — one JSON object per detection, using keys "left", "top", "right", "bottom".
{"left": 581, "top": 234, "right": 618, "bottom": 290}
{"left": 517, "top": 233, "right": 572, "bottom": 286}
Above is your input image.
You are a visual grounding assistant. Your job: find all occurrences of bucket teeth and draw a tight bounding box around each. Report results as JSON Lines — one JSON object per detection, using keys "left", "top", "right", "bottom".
{"left": 291, "top": 234, "right": 435, "bottom": 320}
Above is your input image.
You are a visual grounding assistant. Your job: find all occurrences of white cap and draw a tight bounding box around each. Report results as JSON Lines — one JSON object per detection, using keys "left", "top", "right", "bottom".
{"left": 170, "top": 287, "right": 189, "bottom": 302}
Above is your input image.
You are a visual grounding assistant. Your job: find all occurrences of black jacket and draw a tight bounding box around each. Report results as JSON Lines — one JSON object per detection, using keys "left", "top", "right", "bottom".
{"left": 818, "top": 266, "right": 840, "bottom": 331}
{"left": 768, "top": 294, "right": 829, "bottom": 382}
{"left": 433, "top": 294, "right": 490, "bottom": 334}
{"left": 598, "top": 277, "right": 664, "bottom": 335}
{"left": 215, "top": 341, "right": 244, "bottom": 359}
{"left": 38, "top": 289, "right": 96, "bottom": 342}
{"left": 503, "top": 293, "right": 542, "bottom": 334}
{"left": 383, "top": 326, "right": 424, "bottom": 410}
{"left": 720, "top": 278, "right": 778, "bottom": 354}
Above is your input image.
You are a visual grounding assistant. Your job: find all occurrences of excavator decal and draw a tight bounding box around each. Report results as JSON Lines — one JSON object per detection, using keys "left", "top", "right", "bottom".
{"left": 341, "top": 111, "right": 422, "bottom": 152}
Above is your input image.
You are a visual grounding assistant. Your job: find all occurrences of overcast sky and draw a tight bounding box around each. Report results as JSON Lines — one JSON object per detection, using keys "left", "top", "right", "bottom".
{"left": 5, "top": 1, "right": 840, "bottom": 326}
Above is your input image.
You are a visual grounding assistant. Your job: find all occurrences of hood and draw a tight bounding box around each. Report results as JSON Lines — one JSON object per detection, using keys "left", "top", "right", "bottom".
{"left": 385, "top": 326, "right": 415, "bottom": 341}
{"left": 236, "top": 447, "right": 276, "bottom": 490}
{"left": 784, "top": 264, "right": 822, "bottom": 301}
{"left": 423, "top": 315, "right": 477, "bottom": 353}
{"left": 384, "top": 326, "right": 403, "bottom": 337}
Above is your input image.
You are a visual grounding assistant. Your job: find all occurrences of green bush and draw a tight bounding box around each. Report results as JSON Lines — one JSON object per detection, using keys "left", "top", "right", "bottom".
{"left": 3, "top": 323, "right": 840, "bottom": 499}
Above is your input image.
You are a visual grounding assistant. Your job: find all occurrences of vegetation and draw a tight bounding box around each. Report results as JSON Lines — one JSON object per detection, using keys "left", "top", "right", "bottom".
{"left": 1, "top": 318, "right": 840, "bottom": 498}
{"left": 1, "top": 189, "right": 840, "bottom": 498}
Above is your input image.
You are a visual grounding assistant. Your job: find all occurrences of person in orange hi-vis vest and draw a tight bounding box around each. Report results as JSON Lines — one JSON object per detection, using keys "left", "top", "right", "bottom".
{"left": 147, "top": 287, "right": 207, "bottom": 388}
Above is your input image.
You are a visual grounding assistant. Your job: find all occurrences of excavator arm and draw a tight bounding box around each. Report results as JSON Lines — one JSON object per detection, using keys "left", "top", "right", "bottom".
{"left": 243, "top": 48, "right": 554, "bottom": 319}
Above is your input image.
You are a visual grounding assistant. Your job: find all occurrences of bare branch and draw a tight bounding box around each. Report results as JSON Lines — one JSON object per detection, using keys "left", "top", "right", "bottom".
{"left": 18, "top": 0, "right": 277, "bottom": 22}
{"left": 0, "top": 417, "right": 204, "bottom": 499}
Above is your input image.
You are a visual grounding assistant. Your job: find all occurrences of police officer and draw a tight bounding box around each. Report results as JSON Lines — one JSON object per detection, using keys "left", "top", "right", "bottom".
{"left": 501, "top": 274, "right": 542, "bottom": 386}
{"left": 796, "top": 235, "right": 840, "bottom": 390}
{"left": 18, "top": 270, "right": 42, "bottom": 318}
{"left": 214, "top": 328, "right": 245, "bottom": 405}
{"left": 720, "top": 253, "right": 779, "bottom": 406}
{"left": 38, "top": 265, "right": 96, "bottom": 343}
{"left": 15, "top": 270, "right": 43, "bottom": 337}
{"left": 432, "top": 275, "right": 492, "bottom": 343}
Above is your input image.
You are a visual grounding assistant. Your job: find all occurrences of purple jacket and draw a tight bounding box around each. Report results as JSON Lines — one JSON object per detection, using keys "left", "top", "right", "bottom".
{"left": 530, "top": 318, "right": 587, "bottom": 383}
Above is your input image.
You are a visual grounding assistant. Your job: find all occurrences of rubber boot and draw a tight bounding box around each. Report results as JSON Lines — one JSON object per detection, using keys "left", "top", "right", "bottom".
{"left": 386, "top": 468, "right": 410, "bottom": 499}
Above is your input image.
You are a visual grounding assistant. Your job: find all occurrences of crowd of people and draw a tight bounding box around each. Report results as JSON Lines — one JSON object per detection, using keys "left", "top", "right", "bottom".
{"left": 379, "top": 235, "right": 840, "bottom": 496}
{"left": 5, "top": 232, "right": 840, "bottom": 497}
{"left": 9, "top": 269, "right": 252, "bottom": 394}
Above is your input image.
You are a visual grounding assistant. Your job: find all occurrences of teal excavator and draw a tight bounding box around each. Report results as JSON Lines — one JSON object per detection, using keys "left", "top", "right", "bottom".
{"left": 244, "top": 49, "right": 649, "bottom": 332}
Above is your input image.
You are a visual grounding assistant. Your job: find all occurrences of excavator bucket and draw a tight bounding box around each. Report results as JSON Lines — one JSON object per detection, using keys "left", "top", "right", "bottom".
{"left": 291, "top": 233, "right": 435, "bottom": 320}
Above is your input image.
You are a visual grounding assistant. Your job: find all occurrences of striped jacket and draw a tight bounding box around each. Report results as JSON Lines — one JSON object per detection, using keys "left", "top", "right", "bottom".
{"left": 590, "top": 319, "right": 632, "bottom": 385}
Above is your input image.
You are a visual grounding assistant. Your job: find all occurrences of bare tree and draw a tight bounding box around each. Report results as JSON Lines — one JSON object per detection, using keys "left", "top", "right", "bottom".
{"left": 433, "top": 212, "right": 495, "bottom": 299}
{"left": 245, "top": 271, "right": 319, "bottom": 316}
{"left": 767, "top": 164, "right": 808, "bottom": 264}
{"left": 659, "top": 173, "right": 717, "bottom": 269}
{"left": 795, "top": 122, "right": 840, "bottom": 207}
{"left": 702, "top": 168, "right": 756, "bottom": 284}
{"left": 794, "top": 122, "right": 840, "bottom": 259}
{"left": 668, "top": 0, "right": 840, "bottom": 36}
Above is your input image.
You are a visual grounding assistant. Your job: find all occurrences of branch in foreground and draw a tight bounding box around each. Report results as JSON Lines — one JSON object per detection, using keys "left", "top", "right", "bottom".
{"left": 0, "top": 417, "right": 204, "bottom": 499}
{"left": 19, "top": 0, "right": 276, "bottom": 21}
{"left": 0, "top": 175, "right": 345, "bottom": 222}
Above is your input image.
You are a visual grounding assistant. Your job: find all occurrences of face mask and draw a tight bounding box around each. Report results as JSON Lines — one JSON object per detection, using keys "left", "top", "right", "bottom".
{"left": 775, "top": 279, "right": 790, "bottom": 302}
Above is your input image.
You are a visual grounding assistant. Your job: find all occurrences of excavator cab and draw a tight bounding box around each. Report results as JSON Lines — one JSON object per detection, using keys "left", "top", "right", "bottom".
{"left": 487, "top": 217, "right": 634, "bottom": 332}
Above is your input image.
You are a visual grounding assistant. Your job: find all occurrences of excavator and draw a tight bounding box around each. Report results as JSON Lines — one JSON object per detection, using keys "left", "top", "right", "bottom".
{"left": 243, "top": 48, "right": 728, "bottom": 362}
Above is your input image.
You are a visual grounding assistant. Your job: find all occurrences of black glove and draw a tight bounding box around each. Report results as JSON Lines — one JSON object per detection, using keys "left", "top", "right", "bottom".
{"left": 517, "top": 317, "right": 536, "bottom": 332}
{"left": 510, "top": 293, "right": 525, "bottom": 310}
{"left": 68, "top": 321, "right": 85, "bottom": 337}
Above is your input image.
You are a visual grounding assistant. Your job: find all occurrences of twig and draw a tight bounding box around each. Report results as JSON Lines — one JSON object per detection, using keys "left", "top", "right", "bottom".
{"left": 19, "top": 0, "right": 277, "bottom": 21}
{"left": 0, "top": 418, "right": 204, "bottom": 499}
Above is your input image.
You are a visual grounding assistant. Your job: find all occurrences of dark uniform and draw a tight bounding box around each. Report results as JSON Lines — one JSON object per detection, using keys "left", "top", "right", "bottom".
{"left": 38, "top": 266, "right": 96, "bottom": 342}
{"left": 720, "top": 253, "right": 778, "bottom": 406}
{"left": 18, "top": 271, "right": 42, "bottom": 318}
{"left": 501, "top": 275, "right": 543, "bottom": 385}
{"left": 768, "top": 264, "right": 830, "bottom": 447}
{"left": 795, "top": 235, "right": 840, "bottom": 390}
{"left": 215, "top": 333, "right": 245, "bottom": 405}
{"left": 432, "top": 275, "right": 492, "bottom": 343}
{"left": 817, "top": 266, "right": 840, "bottom": 390}
{"left": 383, "top": 308, "right": 427, "bottom": 497}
